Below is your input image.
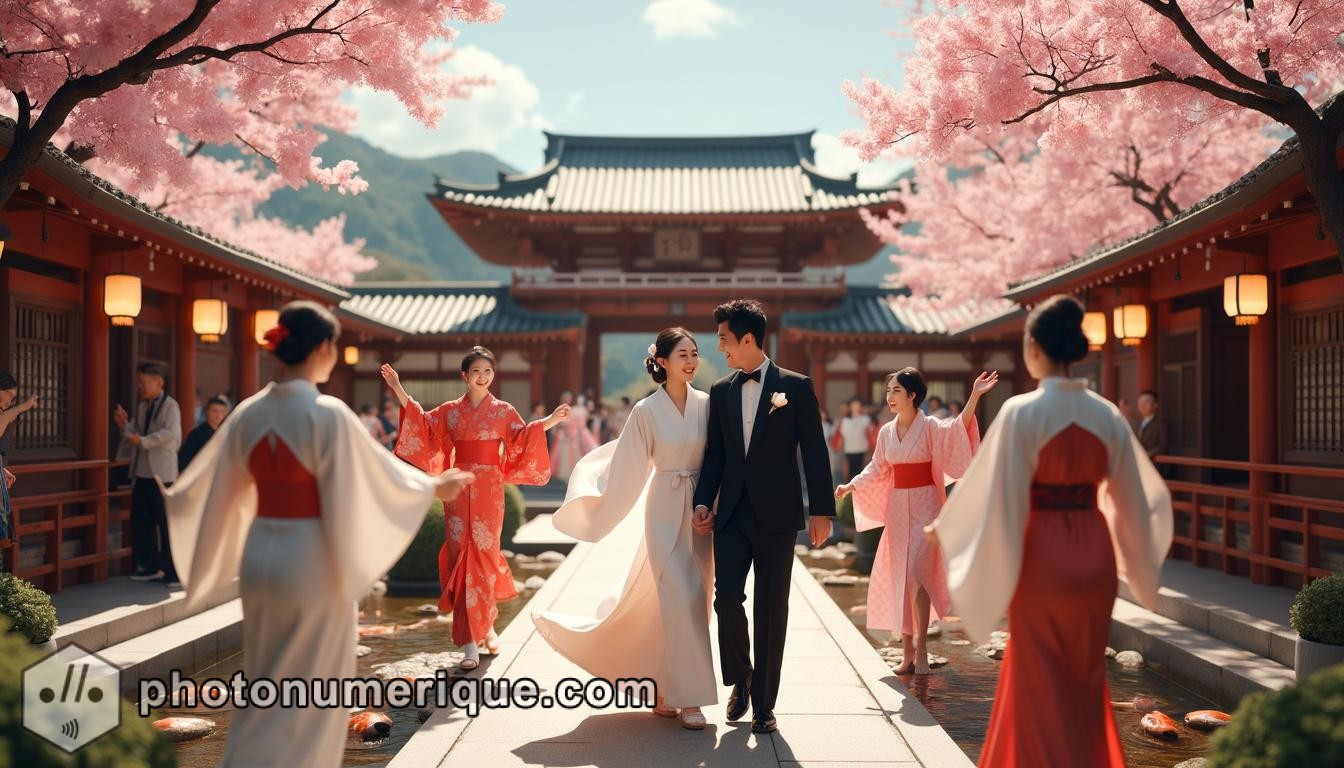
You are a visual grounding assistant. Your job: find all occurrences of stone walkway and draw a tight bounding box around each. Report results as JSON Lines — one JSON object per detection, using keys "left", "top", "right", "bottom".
{"left": 390, "top": 512, "right": 971, "bottom": 768}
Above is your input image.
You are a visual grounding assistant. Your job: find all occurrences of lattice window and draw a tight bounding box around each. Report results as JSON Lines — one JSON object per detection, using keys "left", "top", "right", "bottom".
{"left": 12, "top": 304, "right": 74, "bottom": 452}
{"left": 403, "top": 379, "right": 468, "bottom": 408}
{"left": 1289, "top": 305, "right": 1344, "bottom": 455}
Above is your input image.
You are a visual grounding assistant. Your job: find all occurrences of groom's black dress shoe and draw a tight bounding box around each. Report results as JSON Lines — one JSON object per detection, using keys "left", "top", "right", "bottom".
{"left": 750, "top": 711, "right": 777, "bottom": 734}
{"left": 726, "top": 676, "right": 751, "bottom": 722}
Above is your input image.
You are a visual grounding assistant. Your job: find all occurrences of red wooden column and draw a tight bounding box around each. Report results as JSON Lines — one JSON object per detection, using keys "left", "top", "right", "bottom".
{"left": 807, "top": 342, "right": 827, "bottom": 407}
{"left": 84, "top": 260, "right": 112, "bottom": 582}
{"left": 582, "top": 324, "right": 602, "bottom": 397}
{"left": 525, "top": 348, "right": 547, "bottom": 406}
{"left": 1137, "top": 302, "right": 1159, "bottom": 394}
{"left": 1101, "top": 341, "right": 1118, "bottom": 402}
{"left": 1247, "top": 281, "right": 1277, "bottom": 584}
{"left": 237, "top": 308, "right": 260, "bottom": 399}
{"left": 175, "top": 287, "right": 198, "bottom": 436}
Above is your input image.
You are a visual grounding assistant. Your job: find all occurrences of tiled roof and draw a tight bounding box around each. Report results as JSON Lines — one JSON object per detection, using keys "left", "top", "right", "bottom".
{"left": 1006, "top": 136, "right": 1305, "bottom": 300}
{"left": 783, "top": 286, "right": 1015, "bottom": 337}
{"left": 2, "top": 118, "right": 348, "bottom": 302}
{"left": 341, "top": 283, "right": 582, "bottom": 337}
{"left": 434, "top": 131, "right": 900, "bottom": 215}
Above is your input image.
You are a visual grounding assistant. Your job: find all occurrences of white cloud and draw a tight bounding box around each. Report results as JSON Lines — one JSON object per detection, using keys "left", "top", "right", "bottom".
{"left": 811, "top": 132, "right": 912, "bottom": 188}
{"left": 642, "top": 0, "right": 739, "bottom": 39}
{"left": 346, "top": 46, "right": 543, "bottom": 158}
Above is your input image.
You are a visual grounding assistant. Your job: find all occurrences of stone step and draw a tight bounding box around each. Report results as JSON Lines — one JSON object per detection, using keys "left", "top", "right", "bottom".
{"left": 1119, "top": 560, "right": 1298, "bottom": 668}
{"left": 1110, "top": 597, "right": 1295, "bottom": 706}
{"left": 98, "top": 598, "right": 244, "bottom": 699}
{"left": 51, "top": 578, "right": 238, "bottom": 655}
{"left": 509, "top": 513, "right": 577, "bottom": 556}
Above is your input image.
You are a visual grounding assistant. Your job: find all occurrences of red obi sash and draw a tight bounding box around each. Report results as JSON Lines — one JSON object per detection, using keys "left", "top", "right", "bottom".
{"left": 249, "top": 436, "right": 321, "bottom": 519}
{"left": 1031, "top": 482, "right": 1099, "bottom": 511}
{"left": 892, "top": 461, "right": 935, "bottom": 489}
{"left": 454, "top": 439, "right": 502, "bottom": 467}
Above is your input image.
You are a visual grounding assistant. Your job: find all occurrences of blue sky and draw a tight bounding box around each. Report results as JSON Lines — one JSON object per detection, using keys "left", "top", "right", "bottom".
{"left": 347, "top": 0, "right": 914, "bottom": 184}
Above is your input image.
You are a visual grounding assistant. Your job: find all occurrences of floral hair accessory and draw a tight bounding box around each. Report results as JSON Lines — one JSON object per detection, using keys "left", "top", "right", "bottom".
{"left": 263, "top": 324, "right": 290, "bottom": 351}
{"left": 647, "top": 343, "right": 659, "bottom": 371}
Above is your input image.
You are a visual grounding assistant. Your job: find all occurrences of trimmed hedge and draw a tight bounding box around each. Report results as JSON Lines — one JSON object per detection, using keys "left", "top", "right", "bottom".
{"left": 0, "top": 618, "right": 177, "bottom": 766}
{"left": 1208, "top": 661, "right": 1344, "bottom": 767}
{"left": 837, "top": 493, "right": 855, "bottom": 528}
{"left": 389, "top": 486, "right": 526, "bottom": 583}
{"left": 0, "top": 574, "right": 57, "bottom": 645}
{"left": 1290, "top": 573, "right": 1344, "bottom": 646}
{"left": 502, "top": 484, "right": 525, "bottom": 546}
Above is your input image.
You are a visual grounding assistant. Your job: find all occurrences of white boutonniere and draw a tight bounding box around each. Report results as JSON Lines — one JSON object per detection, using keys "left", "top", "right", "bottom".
{"left": 769, "top": 391, "right": 788, "bottom": 414}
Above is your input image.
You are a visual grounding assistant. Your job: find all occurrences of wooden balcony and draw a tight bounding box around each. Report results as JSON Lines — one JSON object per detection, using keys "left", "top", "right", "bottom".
{"left": 1156, "top": 455, "right": 1344, "bottom": 587}
{"left": 5, "top": 459, "right": 133, "bottom": 592}
{"left": 511, "top": 268, "right": 847, "bottom": 299}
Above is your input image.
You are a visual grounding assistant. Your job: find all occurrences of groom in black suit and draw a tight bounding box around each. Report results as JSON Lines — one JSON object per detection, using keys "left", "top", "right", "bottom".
{"left": 692, "top": 298, "right": 835, "bottom": 733}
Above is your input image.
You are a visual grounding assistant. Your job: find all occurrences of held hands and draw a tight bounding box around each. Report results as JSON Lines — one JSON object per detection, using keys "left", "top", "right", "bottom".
{"left": 379, "top": 364, "right": 410, "bottom": 407}
{"left": 435, "top": 468, "right": 475, "bottom": 502}
{"left": 113, "top": 404, "right": 129, "bottom": 430}
{"left": 542, "top": 403, "right": 572, "bottom": 431}
{"left": 692, "top": 505, "right": 714, "bottom": 535}
{"left": 809, "top": 516, "right": 832, "bottom": 548}
{"left": 834, "top": 484, "right": 854, "bottom": 500}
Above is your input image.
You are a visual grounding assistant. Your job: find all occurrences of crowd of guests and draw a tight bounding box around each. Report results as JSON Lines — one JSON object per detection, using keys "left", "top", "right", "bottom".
{"left": 819, "top": 393, "right": 968, "bottom": 485}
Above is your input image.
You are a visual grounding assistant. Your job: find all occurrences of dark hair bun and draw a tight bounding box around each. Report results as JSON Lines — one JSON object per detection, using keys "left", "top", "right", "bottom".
{"left": 461, "top": 346, "right": 497, "bottom": 373}
{"left": 647, "top": 327, "right": 696, "bottom": 385}
{"left": 272, "top": 301, "right": 340, "bottom": 366}
{"left": 1027, "top": 294, "right": 1089, "bottom": 365}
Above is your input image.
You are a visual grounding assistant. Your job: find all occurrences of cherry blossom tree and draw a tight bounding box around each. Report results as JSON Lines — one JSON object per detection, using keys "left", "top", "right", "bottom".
{"left": 1, "top": 0, "right": 503, "bottom": 282}
{"left": 845, "top": 0, "right": 1344, "bottom": 300}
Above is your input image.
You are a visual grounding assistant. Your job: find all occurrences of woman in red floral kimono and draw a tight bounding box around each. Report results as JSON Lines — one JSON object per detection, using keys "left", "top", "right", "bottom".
{"left": 382, "top": 347, "right": 569, "bottom": 668}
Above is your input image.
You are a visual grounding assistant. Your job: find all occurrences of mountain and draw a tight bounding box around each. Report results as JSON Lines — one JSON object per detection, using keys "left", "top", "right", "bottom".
{"left": 255, "top": 132, "right": 517, "bottom": 281}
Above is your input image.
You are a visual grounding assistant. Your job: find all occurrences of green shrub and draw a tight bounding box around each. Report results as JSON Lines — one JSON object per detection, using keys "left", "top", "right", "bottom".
{"left": 1290, "top": 573, "right": 1344, "bottom": 645}
{"left": 0, "top": 617, "right": 177, "bottom": 766}
{"left": 837, "top": 493, "right": 855, "bottom": 528}
{"left": 0, "top": 574, "right": 57, "bottom": 645}
{"left": 388, "top": 501, "right": 444, "bottom": 583}
{"left": 1208, "top": 661, "right": 1344, "bottom": 768}
{"left": 502, "top": 485, "right": 525, "bottom": 546}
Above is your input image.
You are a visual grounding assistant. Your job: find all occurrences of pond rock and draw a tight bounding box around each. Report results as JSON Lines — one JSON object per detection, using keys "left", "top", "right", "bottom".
{"left": 153, "top": 716, "right": 216, "bottom": 743}
{"left": 1115, "top": 650, "right": 1145, "bottom": 668}
{"left": 514, "top": 579, "right": 527, "bottom": 592}
{"left": 524, "top": 575, "right": 547, "bottom": 590}
{"left": 369, "top": 580, "right": 388, "bottom": 597}
{"left": 976, "top": 644, "right": 1005, "bottom": 660}
{"left": 849, "top": 604, "right": 867, "bottom": 617}
{"left": 836, "top": 542, "right": 859, "bottom": 554}
{"left": 1104, "top": 646, "right": 1117, "bottom": 658}
{"left": 501, "top": 549, "right": 515, "bottom": 559}
{"left": 926, "top": 622, "right": 942, "bottom": 638}
{"left": 1173, "top": 759, "right": 1208, "bottom": 768}
{"left": 513, "top": 554, "right": 536, "bottom": 564}
{"left": 536, "top": 551, "right": 567, "bottom": 564}
{"left": 355, "top": 645, "right": 373, "bottom": 658}
{"left": 794, "top": 544, "right": 811, "bottom": 556}
{"left": 410, "top": 603, "right": 439, "bottom": 616}
{"left": 821, "top": 574, "right": 859, "bottom": 587}
{"left": 372, "top": 652, "right": 465, "bottom": 679}
{"left": 878, "top": 646, "right": 903, "bottom": 659}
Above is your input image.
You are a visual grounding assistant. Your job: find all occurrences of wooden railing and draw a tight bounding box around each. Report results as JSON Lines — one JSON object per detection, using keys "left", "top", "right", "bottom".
{"left": 512, "top": 268, "right": 847, "bottom": 292}
{"left": 1154, "top": 455, "right": 1344, "bottom": 586}
{"left": 5, "top": 459, "right": 133, "bottom": 592}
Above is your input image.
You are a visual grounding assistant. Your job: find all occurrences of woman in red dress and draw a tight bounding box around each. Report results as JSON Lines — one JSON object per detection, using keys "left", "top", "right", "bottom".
{"left": 931, "top": 295, "right": 1172, "bottom": 767}
{"left": 382, "top": 347, "right": 569, "bottom": 668}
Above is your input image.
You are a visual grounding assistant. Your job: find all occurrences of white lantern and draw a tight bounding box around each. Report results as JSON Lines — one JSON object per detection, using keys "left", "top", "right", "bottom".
{"left": 1223, "top": 273, "right": 1269, "bottom": 326}
{"left": 193, "top": 298, "right": 228, "bottom": 343}
{"left": 254, "top": 309, "right": 280, "bottom": 345}
{"left": 1082, "top": 311, "right": 1107, "bottom": 351}
{"left": 1113, "top": 304, "right": 1148, "bottom": 347}
{"left": 104, "top": 274, "right": 142, "bottom": 327}
{"left": 343, "top": 345, "right": 361, "bottom": 366}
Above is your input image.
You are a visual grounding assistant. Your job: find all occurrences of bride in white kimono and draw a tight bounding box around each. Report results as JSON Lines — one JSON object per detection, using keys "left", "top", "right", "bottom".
{"left": 159, "top": 302, "right": 472, "bottom": 768}
{"left": 532, "top": 328, "right": 716, "bottom": 730}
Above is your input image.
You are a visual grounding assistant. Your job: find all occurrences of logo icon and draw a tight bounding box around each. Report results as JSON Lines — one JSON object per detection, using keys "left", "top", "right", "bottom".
{"left": 23, "top": 643, "right": 122, "bottom": 753}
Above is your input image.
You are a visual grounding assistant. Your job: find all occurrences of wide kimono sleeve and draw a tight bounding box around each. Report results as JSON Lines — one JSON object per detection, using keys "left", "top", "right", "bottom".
{"left": 500, "top": 405, "right": 552, "bottom": 486}
{"left": 551, "top": 404, "right": 654, "bottom": 542}
{"left": 160, "top": 397, "right": 259, "bottom": 615}
{"left": 395, "top": 398, "right": 453, "bottom": 475}
{"left": 321, "top": 399, "right": 444, "bottom": 604}
{"left": 929, "top": 400, "right": 1037, "bottom": 643}
{"left": 850, "top": 420, "right": 894, "bottom": 533}
{"left": 929, "top": 414, "right": 981, "bottom": 482}
{"left": 1099, "top": 409, "right": 1174, "bottom": 611}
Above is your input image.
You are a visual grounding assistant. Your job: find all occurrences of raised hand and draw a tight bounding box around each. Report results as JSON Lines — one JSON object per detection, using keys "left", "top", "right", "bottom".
{"left": 113, "top": 404, "right": 129, "bottom": 429}
{"left": 542, "top": 403, "right": 571, "bottom": 431}
{"left": 971, "top": 371, "right": 999, "bottom": 396}
{"left": 19, "top": 394, "right": 38, "bottom": 412}
{"left": 380, "top": 364, "right": 410, "bottom": 407}
{"left": 435, "top": 468, "right": 475, "bottom": 502}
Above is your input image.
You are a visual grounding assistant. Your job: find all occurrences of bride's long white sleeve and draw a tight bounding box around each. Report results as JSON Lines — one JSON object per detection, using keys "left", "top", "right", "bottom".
{"left": 552, "top": 403, "right": 654, "bottom": 542}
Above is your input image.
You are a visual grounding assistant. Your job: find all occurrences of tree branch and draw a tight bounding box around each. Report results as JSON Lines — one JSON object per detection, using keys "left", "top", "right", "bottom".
{"left": 1136, "top": 0, "right": 1293, "bottom": 102}
{"left": 1006, "top": 74, "right": 1168, "bottom": 123}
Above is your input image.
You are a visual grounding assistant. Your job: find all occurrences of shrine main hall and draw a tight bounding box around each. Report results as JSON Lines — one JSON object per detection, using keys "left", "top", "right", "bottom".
{"left": 340, "top": 131, "right": 1020, "bottom": 418}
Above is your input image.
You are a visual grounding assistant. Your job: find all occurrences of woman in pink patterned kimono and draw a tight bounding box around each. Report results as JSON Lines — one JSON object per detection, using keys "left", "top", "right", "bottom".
{"left": 836, "top": 368, "right": 998, "bottom": 674}
{"left": 550, "top": 390, "right": 599, "bottom": 482}
{"left": 382, "top": 347, "right": 569, "bottom": 669}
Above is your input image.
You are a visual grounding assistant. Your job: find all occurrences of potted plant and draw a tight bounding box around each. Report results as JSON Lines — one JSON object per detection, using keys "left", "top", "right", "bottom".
{"left": 1289, "top": 572, "right": 1344, "bottom": 681}
{"left": 1207, "top": 661, "right": 1344, "bottom": 767}
{"left": 0, "top": 573, "right": 57, "bottom": 651}
{"left": 0, "top": 627, "right": 178, "bottom": 766}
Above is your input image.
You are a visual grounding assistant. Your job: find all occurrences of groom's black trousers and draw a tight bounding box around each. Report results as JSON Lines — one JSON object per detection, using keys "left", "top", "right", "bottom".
{"left": 713, "top": 494, "right": 796, "bottom": 715}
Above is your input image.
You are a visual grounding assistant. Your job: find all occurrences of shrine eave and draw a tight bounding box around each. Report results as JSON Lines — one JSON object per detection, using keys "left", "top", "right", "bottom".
{"left": 340, "top": 283, "right": 583, "bottom": 340}
{"left": 782, "top": 286, "right": 1013, "bottom": 340}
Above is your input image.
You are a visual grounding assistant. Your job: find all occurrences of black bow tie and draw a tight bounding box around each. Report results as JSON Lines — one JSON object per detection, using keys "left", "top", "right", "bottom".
{"left": 742, "top": 369, "right": 762, "bottom": 383}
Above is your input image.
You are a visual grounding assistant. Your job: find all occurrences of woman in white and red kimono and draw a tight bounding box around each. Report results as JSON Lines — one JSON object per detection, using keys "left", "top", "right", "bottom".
{"left": 836, "top": 368, "right": 998, "bottom": 674}
{"left": 161, "top": 302, "right": 473, "bottom": 768}
{"left": 549, "top": 390, "right": 599, "bottom": 482}
{"left": 382, "top": 348, "right": 568, "bottom": 669}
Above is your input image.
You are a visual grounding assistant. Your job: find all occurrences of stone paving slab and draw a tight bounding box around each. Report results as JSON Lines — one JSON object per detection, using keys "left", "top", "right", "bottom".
{"left": 390, "top": 511, "right": 973, "bottom": 768}
{"left": 51, "top": 577, "right": 238, "bottom": 654}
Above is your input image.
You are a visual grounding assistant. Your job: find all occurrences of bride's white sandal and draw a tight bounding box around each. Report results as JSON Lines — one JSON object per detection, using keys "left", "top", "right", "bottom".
{"left": 678, "top": 707, "right": 707, "bottom": 731}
